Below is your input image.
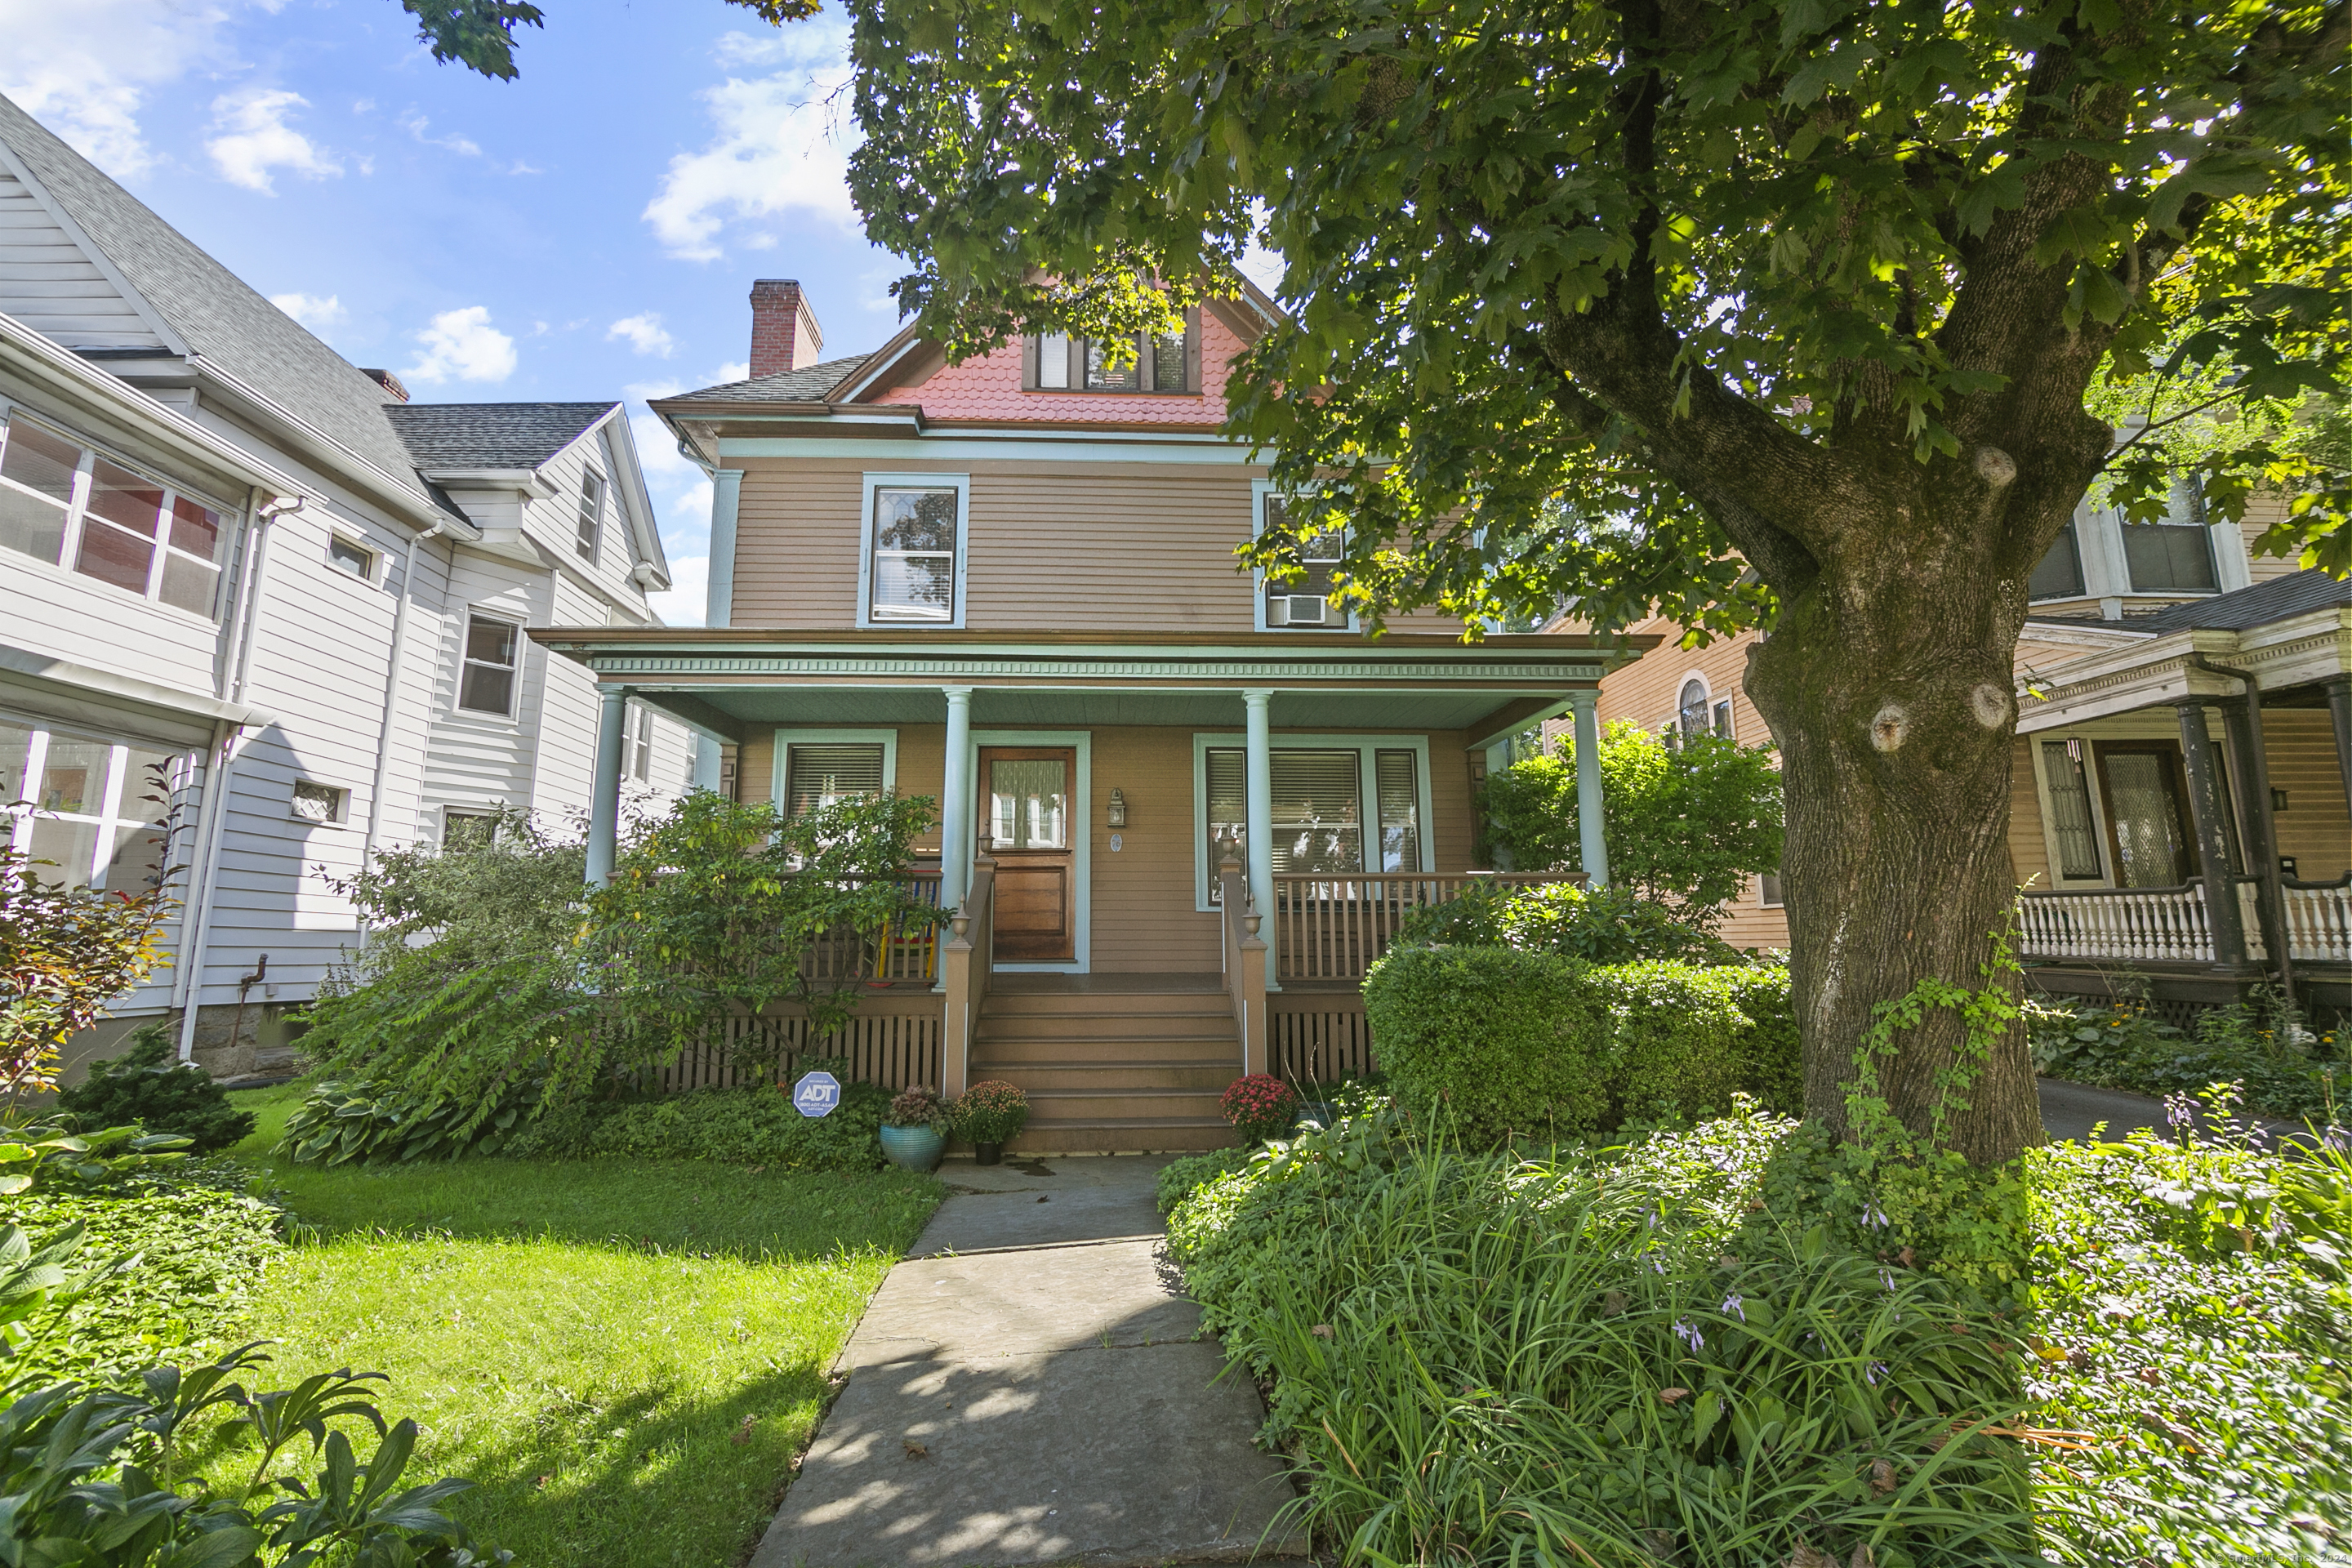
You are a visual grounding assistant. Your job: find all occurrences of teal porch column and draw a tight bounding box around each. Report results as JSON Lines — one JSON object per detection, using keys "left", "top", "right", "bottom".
{"left": 1568, "top": 690, "right": 1610, "bottom": 887}
{"left": 587, "top": 688, "right": 630, "bottom": 886}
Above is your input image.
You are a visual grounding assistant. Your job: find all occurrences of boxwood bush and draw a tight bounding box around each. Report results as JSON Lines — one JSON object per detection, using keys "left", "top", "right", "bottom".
{"left": 1364, "top": 947, "right": 1798, "bottom": 1142}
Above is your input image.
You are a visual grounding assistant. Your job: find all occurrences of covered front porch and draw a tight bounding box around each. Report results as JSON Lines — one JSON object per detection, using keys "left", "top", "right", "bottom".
{"left": 2011, "top": 572, "right": 2352, "bottom": 1023}
{"left": 536, "top": 628, "right": 1640, "bottom": 1147}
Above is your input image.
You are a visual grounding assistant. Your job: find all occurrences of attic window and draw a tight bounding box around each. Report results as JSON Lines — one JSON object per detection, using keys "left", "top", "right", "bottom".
{"left": 576, "top": 470, "right": 605, "bottom": 562}
{"left": 1025, "top": 311, "right": 1199, "bottom": 394}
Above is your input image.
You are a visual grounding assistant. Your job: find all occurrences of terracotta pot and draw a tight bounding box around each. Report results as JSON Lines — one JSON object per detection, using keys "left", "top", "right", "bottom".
{"left": 880, "top": 1124, "right": 945, "bottom": 1172}
{"left": 973, "top": 1141, "right": 1004, "bottom": 1166}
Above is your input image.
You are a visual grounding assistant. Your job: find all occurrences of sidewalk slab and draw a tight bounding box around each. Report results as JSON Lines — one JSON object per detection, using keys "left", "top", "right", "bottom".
{"left": 751, "top": 1156, "right": 1304, "bottom": 1568}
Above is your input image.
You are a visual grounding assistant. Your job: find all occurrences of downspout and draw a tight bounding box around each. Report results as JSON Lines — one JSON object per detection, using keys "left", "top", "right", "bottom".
{"left": 176, "top": 492, "right": 303, "bottom": 1062}
{"left": 2186, "top": 653, "right": 2295, "bottom": 1005}
{"left": 359, "top": 518, "right": 452, "bottom": 884}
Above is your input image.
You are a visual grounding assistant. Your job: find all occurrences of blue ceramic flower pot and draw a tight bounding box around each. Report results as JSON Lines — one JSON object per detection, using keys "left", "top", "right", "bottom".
{"left": 880, "top": 1124, "right": 945, "bottom": 1172}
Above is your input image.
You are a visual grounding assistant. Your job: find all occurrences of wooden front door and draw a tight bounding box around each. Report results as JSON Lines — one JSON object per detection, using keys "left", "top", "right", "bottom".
{"left": 982, "top": 746, "right": 1076, "bottom": 962}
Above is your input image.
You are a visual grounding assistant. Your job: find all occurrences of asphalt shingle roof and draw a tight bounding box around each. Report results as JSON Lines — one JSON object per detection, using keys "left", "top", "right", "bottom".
{"left": 387, "top": 403, "right": 616, "bottom": 470}
{"left": 673, "top": 355, "right": 876, "bottom": 403}
{"left": 0, "top": 92, "right": 437, "bottom": 509}
{"left": 2131, "top": 568, "right": 2352, "bottom": 635}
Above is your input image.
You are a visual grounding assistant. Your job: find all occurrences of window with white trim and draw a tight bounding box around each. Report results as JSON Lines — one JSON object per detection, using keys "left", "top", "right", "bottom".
{"left": 1258, "top": 492, "right": 1351, "bottom": 631}
{"left": 443, "top": 808, "right": 497, "bottom": 849}
{"left": 627, "top": 704, "right": 654, "bottom": 784}
{"left": 0, "top": 411, "right": 231, "bottom": 617}
{"left": 575, "top": 470, "right": 605, "bottom": 562}
{"left": 861, "top": 478, "right": 965, "bottom": 626}
{"left": 457, "top": 613, "right": 521, "bottom": 716}
{"left": 1, "top": 715, "right": 186, "bottom": 891}
{"left": 326, "top": 533, "right": 376, "bottom": 581}
{"left": 1677, "top": 679, "right": 1713, "bottom": 738}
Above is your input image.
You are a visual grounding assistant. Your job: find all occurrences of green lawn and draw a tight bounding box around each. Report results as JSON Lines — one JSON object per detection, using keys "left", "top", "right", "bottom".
{"left": 213, "top": 1088, "right": 942, "bottom": 1568}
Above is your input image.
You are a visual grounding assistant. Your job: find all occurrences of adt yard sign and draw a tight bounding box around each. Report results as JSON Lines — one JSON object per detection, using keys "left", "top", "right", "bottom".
{"left": 791, "top": 1071, "right": 841, "bottom": 1118}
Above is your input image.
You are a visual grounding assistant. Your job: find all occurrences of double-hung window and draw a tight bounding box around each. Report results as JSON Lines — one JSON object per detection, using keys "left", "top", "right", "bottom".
{"left": 861, "top": 475, "right": 966, "bottom": 626}
{"left": 457, "top": 613, "right": 520, "bottom": 716}
{"left": 2121, "top": 480, "right": 2218, "bottom": 594}
{"left": 627, "top": 703, "right": 654, "bottom": 783}
{"left": 779, "top": 737, "right": 893, "bottom": 818}
{"left": 575, "top": 470, "right": 605, "bottom": 562}
{"left": 1198, "top": 736, "right": 1431, "bottom": 905}
{"left": 0, "top": 410, "right": 231, "bottom": 616}
{"left": 1258, "top": 492, "right": 1350, "bottom": 631}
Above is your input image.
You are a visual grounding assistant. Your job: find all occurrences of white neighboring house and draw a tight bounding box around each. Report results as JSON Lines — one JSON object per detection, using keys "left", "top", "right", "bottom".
{"left": 0, "top": 91, "right": 696, "bottom": 1079}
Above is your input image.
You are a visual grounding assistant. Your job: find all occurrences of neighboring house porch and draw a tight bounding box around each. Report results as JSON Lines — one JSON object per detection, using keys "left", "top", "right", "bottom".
{"left": 537, "top": 627, "right": 1631, "bottom": 1149}
{"left": 2011, "top": 569, "right": 2352, "bottom": 1024}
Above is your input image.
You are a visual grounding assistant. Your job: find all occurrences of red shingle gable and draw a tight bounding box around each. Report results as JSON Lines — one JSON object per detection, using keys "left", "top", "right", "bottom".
{"left": 871, "top": 311, "right": 1251, "bottom": 425}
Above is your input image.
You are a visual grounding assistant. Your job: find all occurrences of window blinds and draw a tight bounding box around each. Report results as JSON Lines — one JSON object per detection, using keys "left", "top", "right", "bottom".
{"left": 1375, "top": 750, "right": 1420, "bottom": 872}
{"left": 786, "top": 743, "right": 885, "bottom": 817}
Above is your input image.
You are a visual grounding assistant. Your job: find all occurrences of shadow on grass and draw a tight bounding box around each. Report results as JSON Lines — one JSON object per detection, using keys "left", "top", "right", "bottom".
{"left": 239, "top": 1154, "right": 942, "bottom": 1267}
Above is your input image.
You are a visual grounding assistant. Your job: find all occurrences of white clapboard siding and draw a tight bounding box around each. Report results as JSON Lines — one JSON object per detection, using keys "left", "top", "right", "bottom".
{"left": 419, "top": 554, "right": 548, "bottom": 826}
{"left": 0, "top": 550, "right": 221, "bottom": 688}
{"left": 0, "top": 174, "right": 167, "bottom": 350}
{"left": 528, "top": 572, "right": 608, "bottom": 822}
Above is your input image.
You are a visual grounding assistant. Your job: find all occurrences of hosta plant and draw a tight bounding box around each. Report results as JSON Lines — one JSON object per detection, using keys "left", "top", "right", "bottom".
{"left": 280, "top": 1078, "right": 538, "bottom": 1167}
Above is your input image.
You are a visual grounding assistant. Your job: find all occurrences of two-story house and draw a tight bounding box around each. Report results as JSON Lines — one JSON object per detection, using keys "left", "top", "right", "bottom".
{"left": 0, "top": 91, "right": 695, "bottom": 1079}
{"left": 537, "top": 278, "right": 1648, "bottom": 1151}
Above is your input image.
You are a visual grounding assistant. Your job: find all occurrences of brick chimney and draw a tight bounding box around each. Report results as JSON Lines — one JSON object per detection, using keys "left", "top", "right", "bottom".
{"left": 359, "top": 368, "right": 409, "bottom": 403}
{"left": 748, "top": 279, "right": 825, "bottom": 378}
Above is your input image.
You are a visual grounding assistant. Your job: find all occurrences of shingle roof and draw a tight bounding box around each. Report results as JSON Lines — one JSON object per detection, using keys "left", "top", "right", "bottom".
{"left": 0, "top": 92, "right": 438, "bottom": 510}
{"left": 2131, "top": 568, "right": 2352, "bottom": 635}
{"left": 672, "top": 355, "right": 876, "bottom": 403}
{"left": 387, "top": 403, "right": 616, "bottom": 470}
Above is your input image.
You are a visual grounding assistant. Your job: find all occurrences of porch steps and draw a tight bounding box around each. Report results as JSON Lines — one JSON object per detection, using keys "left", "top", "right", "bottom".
{"left": 969, "top": 982, "right": 1240, "bottom": 1154}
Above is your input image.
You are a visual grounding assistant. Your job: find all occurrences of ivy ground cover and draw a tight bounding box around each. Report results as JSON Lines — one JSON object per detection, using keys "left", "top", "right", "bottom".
{"left": 212, "top": 1093, "right": 941, "bottom": 1566}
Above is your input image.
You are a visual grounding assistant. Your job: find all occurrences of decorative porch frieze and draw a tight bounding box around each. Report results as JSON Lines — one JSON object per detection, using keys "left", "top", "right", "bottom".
{"left": 577, "top": 652, "right": 1606, "bottom": 685}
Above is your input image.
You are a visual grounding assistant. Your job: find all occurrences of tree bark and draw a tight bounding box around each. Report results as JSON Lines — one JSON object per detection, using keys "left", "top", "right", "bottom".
{"left": 1740, "top": 478, "right": 2056, "bottom": 1168}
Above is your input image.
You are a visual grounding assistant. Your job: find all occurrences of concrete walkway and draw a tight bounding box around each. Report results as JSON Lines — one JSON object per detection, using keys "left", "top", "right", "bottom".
{"left": 751, "top": 1156, "right": 1303, "bottom": 1568}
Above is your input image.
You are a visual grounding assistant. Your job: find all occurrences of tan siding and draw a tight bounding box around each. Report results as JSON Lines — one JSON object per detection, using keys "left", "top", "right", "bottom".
{"left": 737, "top": 733, "right": 773, "bottom": 805}
{"left": 2265, "top": 710, "right": 2351, "bottom": 882}
{"left": 2239, "top": 492, "right": 2307, "bottom": 586}
{"left": 729, "top": 464, "right": 864, "bottom": 628}
{"left": 1428, "top": 729, "right": 1479, "bottom": 872}
{"left": 1593, "top": 624, "right": 1770, "bottom": 748}
{"left": 894, "top": 725, "right": 946, "bottom": 858}
{"left": 1089, "top": 728, "right": 1221, "bottom": 972}
{"left": 2008, "top": 735, "right": 2055, "bottom": 893}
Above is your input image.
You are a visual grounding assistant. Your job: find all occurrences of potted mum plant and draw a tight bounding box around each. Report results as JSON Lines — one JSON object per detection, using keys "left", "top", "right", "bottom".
{"left": 880, "top": 1085, "right": 949, "bottom": 1172}
{"left": 951, "top": 1080, "right": 1030, "bottom": 1165}
{"left": 1219, "top": 1073, "right": 1301, "bottom": 1147}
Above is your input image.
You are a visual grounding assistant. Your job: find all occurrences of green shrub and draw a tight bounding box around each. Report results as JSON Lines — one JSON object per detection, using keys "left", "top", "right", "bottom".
{"left": 1153, "top": 1148, "right": 1251, "bottom": 1215}
{"left": 56, "top": 1023, "right": 256, "bottom": 1153}
{"left": 1363, "top": 945, "right": 1610, "bottom": 1144}
{"left": 1365, "top": 947, "right": 1797, "bottom": 1142}
{"left": 1393, "top": 880, "right": 1735, "bottom": 965}
{"left": 1165, "top": 1114, "right": 2029, "bottom": 1565}
{"left": 508, "top": 1082, "right": 889, "bottom": 1171}
{"left": 2028, "top": 987, "right": 2349, "bottom": 1120}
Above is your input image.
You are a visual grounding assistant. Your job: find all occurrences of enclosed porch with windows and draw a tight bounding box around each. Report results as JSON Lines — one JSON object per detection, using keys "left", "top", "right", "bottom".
{"left": 536, "top": 628, "right": 1647, "bottom": 1148}
{"left": 2011, "top": 572, "right": 2352, "bottom": 1026}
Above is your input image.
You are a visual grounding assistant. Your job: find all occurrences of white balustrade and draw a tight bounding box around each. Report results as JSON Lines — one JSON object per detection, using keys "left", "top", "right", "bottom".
{"left": 2016, "top": 883, "right": 2214, "bottom": 963}
{"left": 2284, "top": 881, "right": 2352, "bottom": 964}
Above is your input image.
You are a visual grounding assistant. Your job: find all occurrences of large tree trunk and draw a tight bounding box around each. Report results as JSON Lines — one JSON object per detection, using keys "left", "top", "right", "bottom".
{"left": 1742, "top": 497, "right": 2047, "bottom": 1169}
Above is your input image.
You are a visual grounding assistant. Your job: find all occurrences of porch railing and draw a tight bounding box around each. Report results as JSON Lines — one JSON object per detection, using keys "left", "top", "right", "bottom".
{"left": 2243, "top": 875, "right": 2352, "bottom": 965}
{"left": 2016, "top": 880, "right": 2216, "bottom": 964}
{"left": 804, "top": 870, "right": 945, "bottom": 982}
{"left": 1271, "top": 871, "right": 1587, "bottom": 982}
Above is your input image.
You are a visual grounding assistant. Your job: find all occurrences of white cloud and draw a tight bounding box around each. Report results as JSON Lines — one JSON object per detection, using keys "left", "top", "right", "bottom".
{"left": 207, "top": 88, "right": 341, "bottom": 193}
{"left": 402, "top": 306, "right": 518, "bottom": 385}
{"left": 398, "top": 109, "right": 481, "bottom": 158}
{"left": 642, "top": 23, "right": 858, "bottom": 261}
{"left": 710, "top": 360, "right": 750, "bottom": 385}
{"left": 270, "top": 292, "right": 345, "bottom": 331}
{"left": 608, "top": 314, "right": 676, "bottom": 358}
{"left": 0, "top": 0, "right": 234, "bottom": 176}
{"left": 648, "top": 555, "right": 708, "bottom": 628}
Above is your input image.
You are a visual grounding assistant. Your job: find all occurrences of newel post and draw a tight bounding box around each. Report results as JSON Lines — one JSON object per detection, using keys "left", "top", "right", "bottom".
{"left": 939, "top": 911, "right": 973, "bottom": 1099}
{"left": 1236, "top": 900, "right": 1268, "bottom": 1078}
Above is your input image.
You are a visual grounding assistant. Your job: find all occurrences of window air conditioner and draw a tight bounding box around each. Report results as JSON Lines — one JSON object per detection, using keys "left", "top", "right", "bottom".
{"left": 1271, "top": 595, "right": 1330, "bottom": 626}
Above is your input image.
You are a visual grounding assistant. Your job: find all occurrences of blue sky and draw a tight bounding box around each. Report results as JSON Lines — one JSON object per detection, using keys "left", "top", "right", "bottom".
{"left": 0, "top": 0, "right": 918, "bottom": 624}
